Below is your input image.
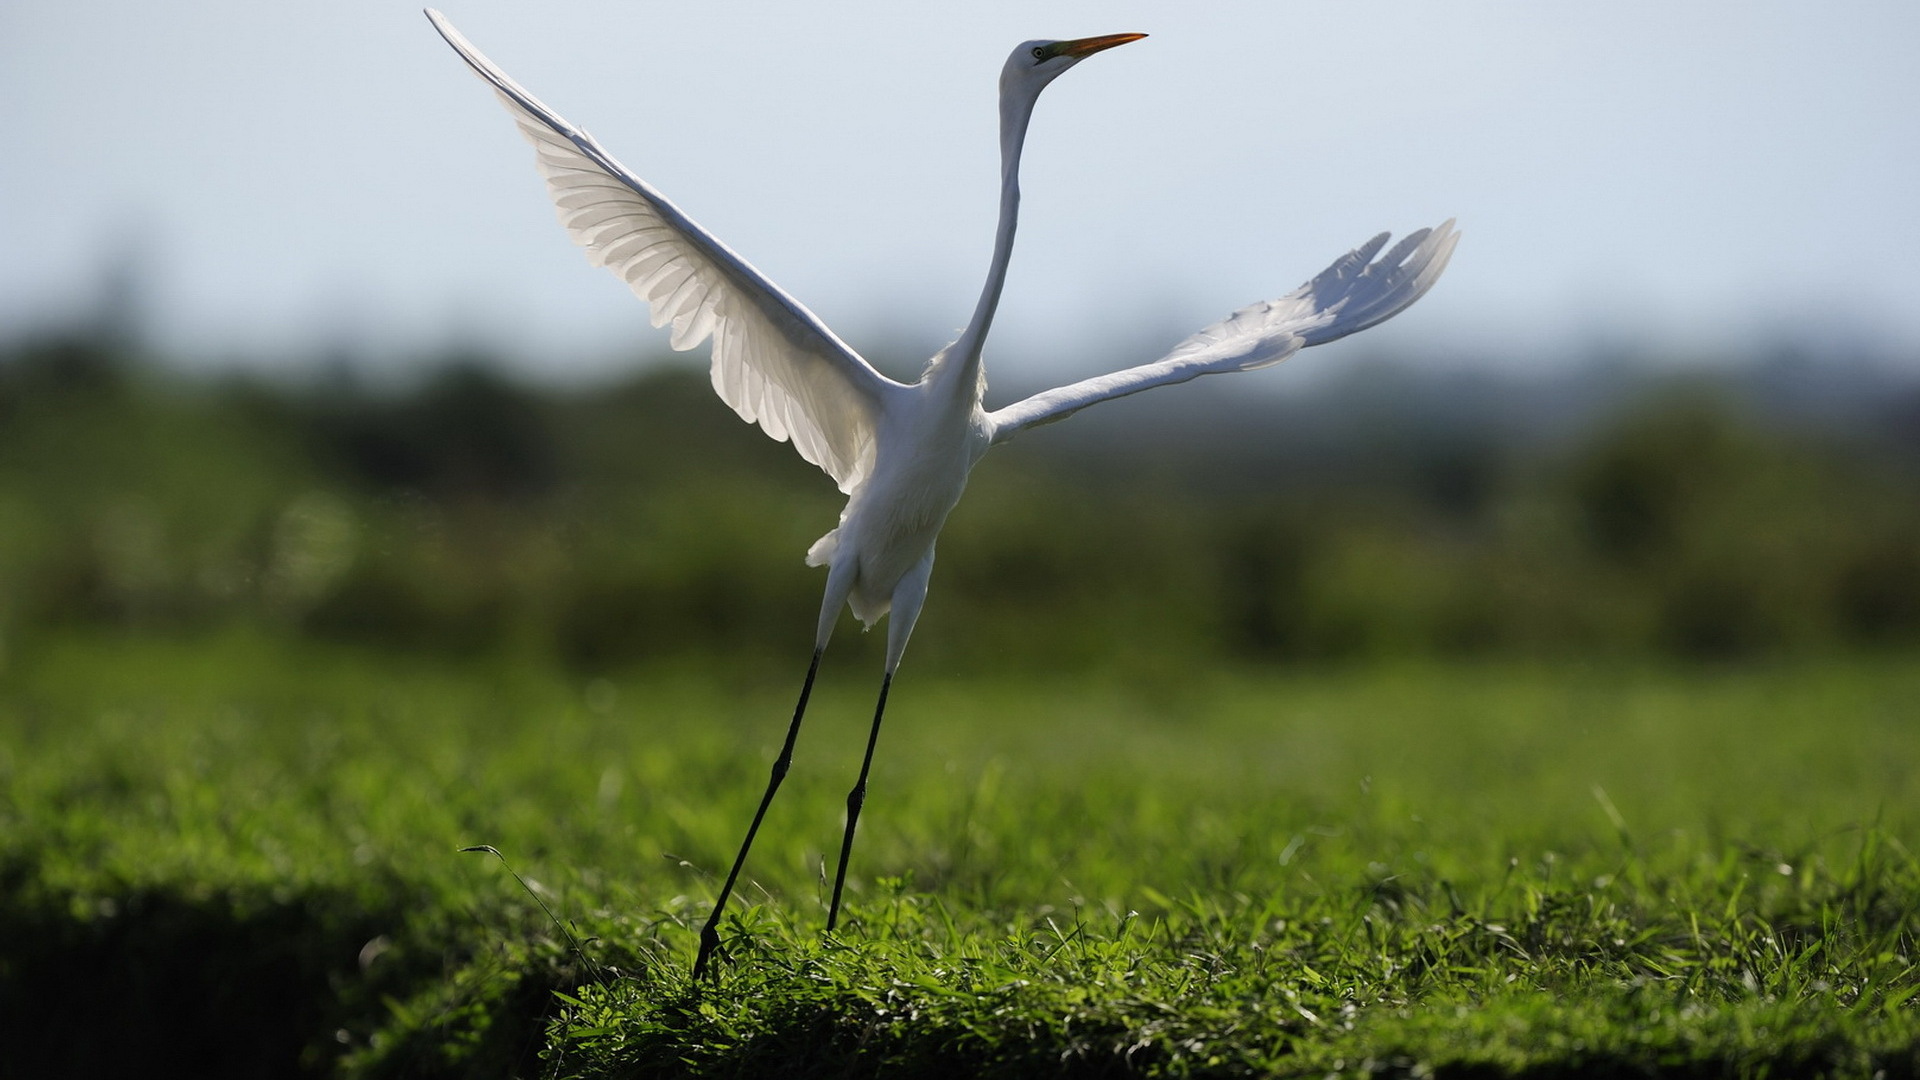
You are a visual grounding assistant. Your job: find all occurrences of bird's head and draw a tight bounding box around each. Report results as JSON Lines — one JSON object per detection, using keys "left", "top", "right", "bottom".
{"left": 1000, "top": 33, "right": 1147, "bottom": 102}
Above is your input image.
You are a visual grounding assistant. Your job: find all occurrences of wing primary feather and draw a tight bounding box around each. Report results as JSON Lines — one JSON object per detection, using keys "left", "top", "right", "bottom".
{"left": 426, "top": 8, "right": 903, "bottom": 494}
{"left": 985, "top": 221, "right": 1458, "bottom": 443}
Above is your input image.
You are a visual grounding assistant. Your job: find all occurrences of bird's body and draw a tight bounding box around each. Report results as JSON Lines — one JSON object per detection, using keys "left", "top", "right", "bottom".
{"left": 807, "top": 357, "right": 987, "bottom": 644}
{"left": 426, "top": 11, "right": 1458, "bottom": 979}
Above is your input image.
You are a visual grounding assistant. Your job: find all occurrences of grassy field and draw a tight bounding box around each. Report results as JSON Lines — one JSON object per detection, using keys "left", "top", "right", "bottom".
{"left": 2, "top": 633, "right": 1917, "bottom": 1077}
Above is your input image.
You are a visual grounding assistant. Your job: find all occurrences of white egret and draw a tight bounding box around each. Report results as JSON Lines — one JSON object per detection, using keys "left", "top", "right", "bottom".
{"left": 425, "top": 9, "right": 1458, "bottom": 979}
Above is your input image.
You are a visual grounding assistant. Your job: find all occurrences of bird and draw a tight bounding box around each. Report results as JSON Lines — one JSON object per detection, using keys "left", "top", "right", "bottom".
{"left": 426, "top": 9, "right": 1458, "bottom": 980}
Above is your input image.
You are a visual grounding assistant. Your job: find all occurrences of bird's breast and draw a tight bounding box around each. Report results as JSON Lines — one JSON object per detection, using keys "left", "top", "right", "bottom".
{"left": 837, "top": 411, "right": 984, "bottom": 572}
{"left": 855, "top": 449, "right": 971, "bottom": 548}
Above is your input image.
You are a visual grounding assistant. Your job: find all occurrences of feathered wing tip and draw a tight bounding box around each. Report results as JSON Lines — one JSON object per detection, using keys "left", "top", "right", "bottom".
{"left": 984, "top": 219, "right": 1459, "bottom": 443}
{"left": 1149, "top": 219, "right": 1460, "bottom": 375}
{"left": 1295, "top": 219, "right": 1459, "bottom": 349}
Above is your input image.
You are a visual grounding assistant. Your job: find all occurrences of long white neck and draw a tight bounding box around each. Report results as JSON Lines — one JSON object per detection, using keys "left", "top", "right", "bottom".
{"left": 932, "top": 86, "right": 1037, "bottom": 398}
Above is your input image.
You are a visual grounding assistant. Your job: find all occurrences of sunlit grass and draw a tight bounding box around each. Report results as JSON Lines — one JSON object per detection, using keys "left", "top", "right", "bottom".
{"left": 1, "top": 634, "right": 1916, "bottom": 1076}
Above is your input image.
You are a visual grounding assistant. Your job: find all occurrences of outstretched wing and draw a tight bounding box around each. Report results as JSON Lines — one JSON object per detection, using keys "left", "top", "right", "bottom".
{"left": 427, "top": 9, "right": 903, "bottom": 493}
{"left": 985, "top": 221, "right": 1459, "bottom": 443}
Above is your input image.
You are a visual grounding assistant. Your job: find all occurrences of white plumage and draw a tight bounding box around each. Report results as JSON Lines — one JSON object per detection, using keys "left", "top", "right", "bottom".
{"left": 433, "top": 13, "right": 896, "bottom": 494}
{"left": 426, "top": 10, "right": 1457, "bottom": 977}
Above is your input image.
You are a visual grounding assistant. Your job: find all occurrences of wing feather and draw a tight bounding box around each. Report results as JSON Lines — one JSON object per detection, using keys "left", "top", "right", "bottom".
{"left": 985, "top": 221, "right": 1459, "bottom": 442}
{"left": 427, "top": 9, "right": 902, "bottom": 493}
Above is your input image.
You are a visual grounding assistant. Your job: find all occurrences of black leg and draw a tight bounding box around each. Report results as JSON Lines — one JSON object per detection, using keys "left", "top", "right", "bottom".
{"left": 827, "top": 671, "right": 893, "bottom": 932}
{"left": 693, "top": 648, "right": 822, "bottom": 980}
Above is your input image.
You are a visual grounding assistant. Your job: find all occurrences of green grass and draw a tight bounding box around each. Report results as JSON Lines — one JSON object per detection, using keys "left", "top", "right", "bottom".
{"left": 1, "top": 633, "right": 1916, "bottom": 1077}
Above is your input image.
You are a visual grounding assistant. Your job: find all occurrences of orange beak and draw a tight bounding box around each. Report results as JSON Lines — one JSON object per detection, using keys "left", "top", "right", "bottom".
{"left": 1053, "top": 32, "right": 1148, "bottom": 59}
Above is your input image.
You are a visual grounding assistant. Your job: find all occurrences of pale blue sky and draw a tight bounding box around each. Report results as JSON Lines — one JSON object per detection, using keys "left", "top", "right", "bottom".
{"left": 3, "top": 1, "right": 1916, "bottom": 381}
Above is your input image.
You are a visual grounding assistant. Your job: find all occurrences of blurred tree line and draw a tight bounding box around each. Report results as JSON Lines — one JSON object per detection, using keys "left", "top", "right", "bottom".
{"left": 2, "top": 331, "right": 1918, "bottom": 674}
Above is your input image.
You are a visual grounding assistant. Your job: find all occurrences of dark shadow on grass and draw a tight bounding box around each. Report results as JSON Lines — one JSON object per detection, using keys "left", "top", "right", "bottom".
{"left": 0, "top": 854, "right": 553, "bottom": 1080}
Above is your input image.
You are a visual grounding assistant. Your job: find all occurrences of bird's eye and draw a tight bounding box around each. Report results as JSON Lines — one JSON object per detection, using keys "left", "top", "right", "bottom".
{"left": 1030, "top": 45, "right": 1049, "bottom": 62}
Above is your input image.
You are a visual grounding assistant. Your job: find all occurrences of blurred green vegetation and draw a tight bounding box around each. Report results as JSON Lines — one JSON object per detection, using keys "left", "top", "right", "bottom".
{"left": 3, "top": 332, "right": 1918, "bottom": 673}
